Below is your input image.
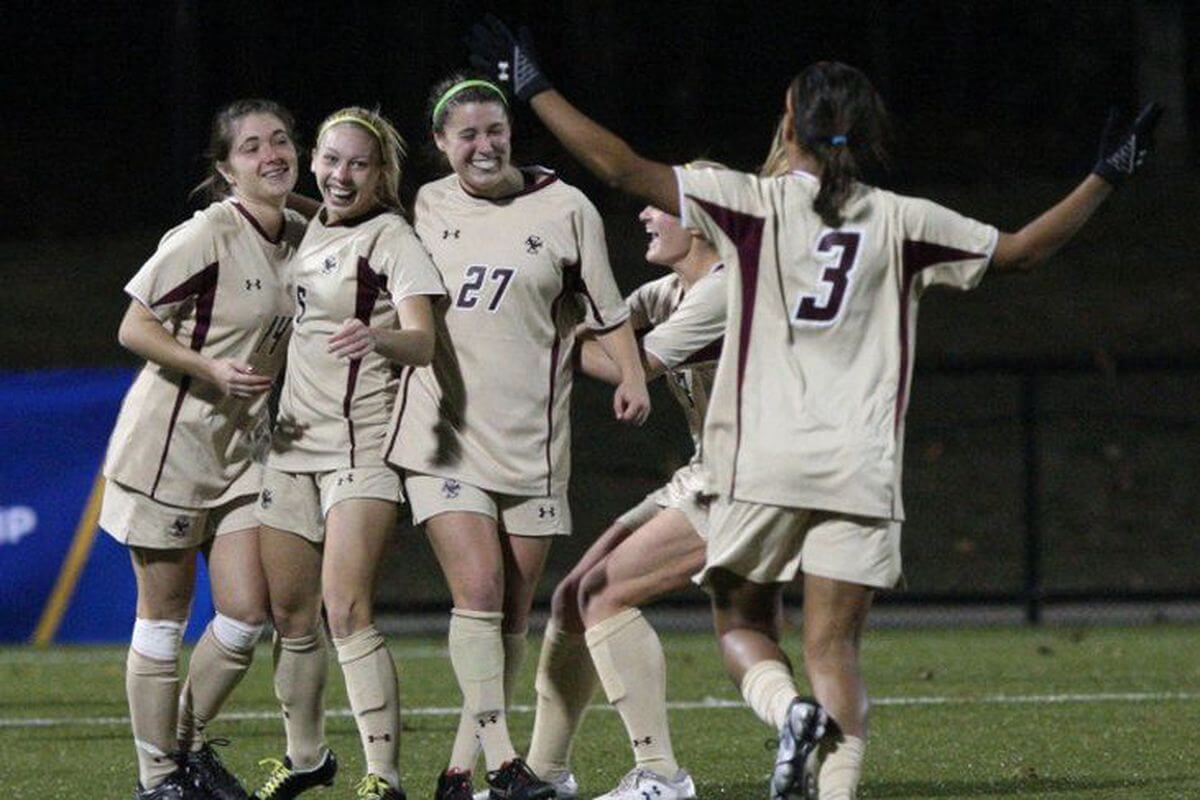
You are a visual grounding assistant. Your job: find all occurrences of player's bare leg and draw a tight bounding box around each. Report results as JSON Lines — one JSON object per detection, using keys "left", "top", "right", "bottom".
{"left": 128, "top": 546, "right": 196, "bottom": 792}
{"left": 800, "top": 574, "right": 872, "bottom": 799}
{"left": 258, "top": 525, "right": 336, "bottom": 792}
{"left": 323, "top": 498, "right": 402, "bottom": 794}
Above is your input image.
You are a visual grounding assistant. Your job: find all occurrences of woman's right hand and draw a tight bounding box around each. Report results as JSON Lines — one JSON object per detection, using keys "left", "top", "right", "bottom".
{"left": 206, "top": 359, "right": 273, "bottom": 398}
{"left": 465, "top": 15, "right": 552, "bottom": 102}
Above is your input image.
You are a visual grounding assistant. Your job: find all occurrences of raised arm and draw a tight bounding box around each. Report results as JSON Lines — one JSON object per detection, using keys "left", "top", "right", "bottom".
{"left": 993, "top": 102, "right": 1163, "bottom": 271}
{"left": 467, "top": 15, "right": 679, "bottom": 213}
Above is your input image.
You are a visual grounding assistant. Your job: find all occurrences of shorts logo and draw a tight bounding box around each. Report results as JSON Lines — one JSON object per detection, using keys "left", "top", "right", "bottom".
{"left": 245, "top": 279, "right": 262, "bottom": 291}
{"left": 336, "top": 473, "right": 355, "bottom": 487}
{"left": 538, "top": 504, "right": 556, "bottom": 519}
{"left": 168, "top": 516, "right": 192, "bottom": 539}
{"left": 321, "top": 254, "right": 339, "bottom": 275}
{"left": 441, "top": 479, "right": 462, "bottom": 499}
{"left": 524, "top": 234, "right": 544, "bottom": 254}
{"left": 260, "top": 488, "right": 273, "bottom": 509}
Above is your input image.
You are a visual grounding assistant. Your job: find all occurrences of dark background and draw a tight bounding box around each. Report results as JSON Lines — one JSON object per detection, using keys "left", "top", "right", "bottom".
{"left": 6, "top": 1, "right": 1199, "bottom": 614}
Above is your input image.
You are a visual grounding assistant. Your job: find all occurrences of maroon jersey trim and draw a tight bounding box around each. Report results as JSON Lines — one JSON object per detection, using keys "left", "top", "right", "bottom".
{"left": 687, "top": 197, "right": 765, "bottom": 495}
{"left": 896, "top": 240, "right": 987, "bottom": 429}
{"left": 458, "top": 167, "right": 560, "bottom": 202}
{"left": 149, "top": 261, "right": 220, "bottom": 498}
{"left": 383, "top": 365, "right": 415, "bottom": 465}
{"left": 231, "top": 201, "right": 284, "bottom": 245}
{"left": 544, "top": 278, "right": 576, "bottom": 495}
{"left": 320, "top": 206, "right": 391, "bottom": 229}
{"left": 562, "top": 262, "right": 609, "bottom": 329}
{"left": 344, "top": 257, "right": 383, "bottom": 467}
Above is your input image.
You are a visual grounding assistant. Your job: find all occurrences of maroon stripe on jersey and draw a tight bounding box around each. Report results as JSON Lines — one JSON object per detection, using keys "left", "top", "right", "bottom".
{"left": 687, "top": 197, "right": 764, "bottom": 491}
{"left": 232, "top": 201, "right": 284, "bottom": 244}
{"left": 895, "top": 240, "right": 987, "bottom": 429}
{"left": 383, "top": 365, "right": 414, "bottom": 465}
{"left": 343, "top": 257, "right": 383, "bottom": 468}
{"left": 544, "top": 280, "right": 575, "bottom": 495}
{"left": 563, "top": 263, "right": 608, "bottom": 328}
{"left": 150, "top": 262, "right": 220, "bottom": 498}
{"left": 322, "top": 206, "right": 391, "bottom": 229}
{"left": 676, "top": 337, "right": 724, "bottom": 368}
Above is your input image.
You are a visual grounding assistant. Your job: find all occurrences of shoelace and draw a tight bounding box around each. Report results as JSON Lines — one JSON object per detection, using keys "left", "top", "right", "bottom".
{"left": 254, "top": 758, "right": 291, "bottom": 797}
{"left": 355, "top": 773, "right": 390, "bottom": 799}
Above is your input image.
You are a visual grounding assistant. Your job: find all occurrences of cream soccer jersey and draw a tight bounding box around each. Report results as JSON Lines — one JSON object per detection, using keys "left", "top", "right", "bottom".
{"left": 387, "top": 168, "right": 628, "bottom": 496}
{"left": 104, "top": 200, "right": 305, "bottom": 507}
{"left": 676, "top": 166, "right": 998, "bottom": 520}
{"left": 626, "top": 263, "right": 726, "bottom": 463}
{"left": 269, "top": 208, "right": 445, "bottom": 472}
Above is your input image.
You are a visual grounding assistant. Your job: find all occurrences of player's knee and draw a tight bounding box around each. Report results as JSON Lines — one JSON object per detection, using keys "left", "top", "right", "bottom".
{"left": 323, "top": 591, "right": 370, "bottom": 638}
{"left": 576, "top": 565, "right": 609, "bottom": 617}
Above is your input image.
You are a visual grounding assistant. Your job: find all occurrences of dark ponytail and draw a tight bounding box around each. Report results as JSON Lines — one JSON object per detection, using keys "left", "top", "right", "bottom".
{"left": 788, "top": 62, "right": 890, "bottom": 228}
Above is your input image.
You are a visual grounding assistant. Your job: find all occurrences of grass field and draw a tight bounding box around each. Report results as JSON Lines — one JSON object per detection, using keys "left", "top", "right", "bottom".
{"left": 3, "top": 625, "right": 1200, "bottom": 799}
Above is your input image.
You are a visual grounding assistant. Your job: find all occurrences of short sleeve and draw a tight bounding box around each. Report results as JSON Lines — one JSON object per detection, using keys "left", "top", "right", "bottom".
{"left": 378, "top": 220, "right": 446, "bottom": 302}
{"left": 897, "top": 196, "right": 999, "bottom": 293}
{"left": 674, "top": 165, "right": 767, "bottom": 248}
{"left": 573, "top": 197, "right": 629, "bottom": 331}
{"left": 624, "top": 281, "right": 661, "bottom": 332}
{"left": 125, "top": 212, "right": 220, "bottom": 322}
{"left": 642, "top": 267, "right": 727, "bottom": 369}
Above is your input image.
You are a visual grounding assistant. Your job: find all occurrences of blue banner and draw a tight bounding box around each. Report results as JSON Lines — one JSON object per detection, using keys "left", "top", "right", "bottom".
{"left": 1, "top": 368, "right": 212, "bottom": 643}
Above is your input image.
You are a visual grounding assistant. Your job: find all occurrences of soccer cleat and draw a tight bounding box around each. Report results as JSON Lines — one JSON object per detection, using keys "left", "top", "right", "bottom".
{"left": 473, "top": 770, "right": 578, "bottom": 800}
{"left": 770, "top": 697, "right": 829, "bottom": 800}
{"left": 252, "top": 749, "right": 338, "bottom": 800}
{"left": 440, "top": 769, "right": 476, "bottom": 800}
{"left": 484, "top": 758, "right": 556, "bottom": 800}
{"left": 185, "top": 739, "right": 249, "bottom": 800}
{"left": 133, "top": 766, "right": 208, "bottom": 800}
{"left": 593, "top": 767, "right": 696, "bottom": 800}
{"left": 355, "top": 773, "right": 406, "bottom": 800}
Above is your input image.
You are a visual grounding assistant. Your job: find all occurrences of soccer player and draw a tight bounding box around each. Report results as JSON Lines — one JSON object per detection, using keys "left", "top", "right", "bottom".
{"left": 254, "top": 106, "right": 444, "bottom": 800}
{"left": 521, "top": 200, "right": 727, "bottom": 800}
{"left": 382, "top": 74, "right": 649, "bottom": 800}
{"left": 468, "top": 19, "right": 1162, "bottom": 800}
{"left": 100, "top": 99, "right": 307, "bottom": 800}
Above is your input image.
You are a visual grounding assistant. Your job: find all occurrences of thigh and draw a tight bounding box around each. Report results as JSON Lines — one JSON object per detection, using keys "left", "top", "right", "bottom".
{"left": 588, "top": 508, "right": 706, "bottom": 609}
{"left": 207, "top": 526, "right": 267, "bottom": 622}
{"left": 425, "top": 510, "right": 505, "bottom": 610}
{"left": 708, "top": 568, "right": 786, "bottom": 639}
{"left": 129, "top": 546, "right": 197, "bottom": 620}
{"left": 259, "top": 525, "right": 324, "bottom": 635}
{"left": 802, "top": 573, "right": 874, "bottom": 650}
{"left": 322, "top": 497, "right": 398, "bottom": 600}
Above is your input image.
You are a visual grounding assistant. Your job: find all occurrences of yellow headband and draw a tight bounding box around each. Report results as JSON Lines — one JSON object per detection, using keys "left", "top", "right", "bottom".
{"left": 431, "top": 80, "right": 508, "bottom": 125}
{"left": 318, "top": 114, "right": 384, "bottom": 146}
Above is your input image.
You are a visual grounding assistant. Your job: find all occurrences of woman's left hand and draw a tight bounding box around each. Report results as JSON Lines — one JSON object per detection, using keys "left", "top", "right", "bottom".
{"left": 328, "top": 319, "right": 376, "bottom": 360}
{"left": 613, "top": 379, "right": 651, "bottom": 426}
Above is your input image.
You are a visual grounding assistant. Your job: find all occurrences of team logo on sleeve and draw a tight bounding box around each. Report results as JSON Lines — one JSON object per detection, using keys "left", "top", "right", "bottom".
{"left": 441, "top": 479, "right": 462, "bottom": 499}
{"left": 524, "top": 234, "right": 544, "bottom": 254}
{"left": 321, "top": 254, "right": 339, "bottom": 275}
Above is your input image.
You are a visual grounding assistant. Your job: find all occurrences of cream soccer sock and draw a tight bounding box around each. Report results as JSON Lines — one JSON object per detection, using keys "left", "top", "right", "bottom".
{"left": 274, "top": 630, "right": 329, "bottom": 770}
{"left": 817, "top": 733, "right": 865, "bottom": 800}
{"left": 585, "top": 608, "right": 679, "bottom": 777}
{"left": 127, "top": 619, "right": 185, "bottom": 789}
{"left": 334, "top": 626, "right": 400, "bottom": 787}
{"left": 177, "top": 614, "right": 261, "bottom": 752}
{"left": 527, "top": 620, "right": 598, "bottom": 778}
{"left": 449, "top": 630, "right": 529, "bottom": 773}
{"left": 447, "top": 608, "right": 516, "bottom": 772}
{"left": 739, "top": 659, "right": 799, "bottom": 730}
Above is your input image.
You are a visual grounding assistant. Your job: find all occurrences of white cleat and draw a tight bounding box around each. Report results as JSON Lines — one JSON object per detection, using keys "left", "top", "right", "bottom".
{"left": 472, "top": 770, "right": 578, "bottom": 800}
{"left": 593, "top": 768, "right": 696, "bottom": 800}
{"left": 771, "top": 697, "right": 829, "bottom": 800}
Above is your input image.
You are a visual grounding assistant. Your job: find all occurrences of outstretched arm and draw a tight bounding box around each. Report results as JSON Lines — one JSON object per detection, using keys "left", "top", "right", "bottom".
{"left": 467, "top": 15, "right": 678, "bottom": 213}
{"left": 993, "top": 102, "right": 1163, "bottom": 272}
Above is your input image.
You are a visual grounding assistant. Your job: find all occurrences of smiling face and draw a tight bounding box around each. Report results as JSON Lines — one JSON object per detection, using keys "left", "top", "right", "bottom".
{"left": 639, "top": 206, "right": 694, "bottom": 266}
{"left": 311, "top": 123, "right": 383, "bottom": 223}
{"left": 434, "top": 100, "right": 515, "bottom": 197}
{"left": 220, "top": 112, "right": 298, "bottom": 206}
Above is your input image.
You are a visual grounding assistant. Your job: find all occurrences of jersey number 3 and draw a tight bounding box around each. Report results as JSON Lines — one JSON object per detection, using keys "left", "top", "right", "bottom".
{"left": 454, "top": 265, "right": 515, "bottom": 312}
{"left": 793, "top": 231, "right": 860, "bottom": 326}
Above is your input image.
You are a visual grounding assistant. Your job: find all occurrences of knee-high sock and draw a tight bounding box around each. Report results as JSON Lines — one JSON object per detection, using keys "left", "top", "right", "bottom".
{"left": 586, "top": 609, "right": 679, "bottom": 776}
{"left": 447, "top": 609, "right": 515, "bottom": 772}
{"left": 817, "top": 733, "right": 865, "bottom": 800}
{"left": 274, "top": 629, "right": 329, "bottom": 770}
{"left": 334, "top": 626, "right": 400, "bottom": 786}
{"left": 740, "top": 659, "right": 798, "bottom": 730}
{"left": 177, "top": 614, "right": 262, "bottom": 751}
{"left": 449, "top": 630, "right": 529, "bottom": 772}
{"left": 128, "top": 619, "right": 185, "bottom": 789}
{"left": 526, "top": 619, "right": 598, "bottom": 779}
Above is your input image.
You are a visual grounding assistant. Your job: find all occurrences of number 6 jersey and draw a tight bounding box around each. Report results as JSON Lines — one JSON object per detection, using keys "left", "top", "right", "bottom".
{"left": 676, "top": 165, "right": 998, "bottom": 521}
{"left": 387, "top": 168, "right": 628, "bottom": 497}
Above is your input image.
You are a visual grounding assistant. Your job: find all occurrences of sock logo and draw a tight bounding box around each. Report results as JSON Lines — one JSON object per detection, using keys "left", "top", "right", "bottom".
{"left": 477, "top": 712, "right": 500, "bottom": 727}
{"left": 367, "top": 733, "right": 392, "bottom": 743}
{"left": 632, "top": 735, "right": 654, "bottom": 747}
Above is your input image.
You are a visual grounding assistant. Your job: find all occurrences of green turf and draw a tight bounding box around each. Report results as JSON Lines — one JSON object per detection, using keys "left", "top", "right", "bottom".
{"left": 3, "top": 625, "right": 1200, "bottom": 799}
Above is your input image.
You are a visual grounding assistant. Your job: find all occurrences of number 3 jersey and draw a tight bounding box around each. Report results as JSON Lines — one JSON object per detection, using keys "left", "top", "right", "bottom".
{"left": 676, "top": 166, "right": 998, "bottom": 521}
{"left": 104, "top": 200, "right": 305, "bottom": 507}
{"left": 387, "top": 168, "right": 628, "bottom": 497}
{"left": 269, "top": 209, "right": 445, "bottom": 472}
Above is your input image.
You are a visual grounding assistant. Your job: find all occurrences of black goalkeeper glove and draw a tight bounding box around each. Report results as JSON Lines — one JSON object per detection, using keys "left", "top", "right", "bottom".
{"left": 465, "top": 14, "right": 552, "bottom": 102}
{"left": 1092, "top": 102, "right": 1164, "bottom": 187}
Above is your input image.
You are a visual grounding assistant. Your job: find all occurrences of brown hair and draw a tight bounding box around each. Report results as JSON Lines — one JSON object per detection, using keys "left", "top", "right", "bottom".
{"left": 191, "top": 98, "right": 298, "bottom": 203}
{"left": 427, "top": 71, "right": 512, "bottom": 134}
{"left": 787, "top": 62, "right": 890, "bottom": 227}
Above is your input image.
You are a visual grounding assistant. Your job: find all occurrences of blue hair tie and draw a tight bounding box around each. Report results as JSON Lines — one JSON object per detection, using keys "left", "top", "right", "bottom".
{"left": 829, "top": 135, "right": 848, "bottom": 146}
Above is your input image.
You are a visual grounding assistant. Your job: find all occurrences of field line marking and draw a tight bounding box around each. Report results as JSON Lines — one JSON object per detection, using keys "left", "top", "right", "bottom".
{"left": 3, "top": 690, "right": 1199, "bottom": 729}
{"left": 31, "top": 471, "right": 105, "bottom": 647}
